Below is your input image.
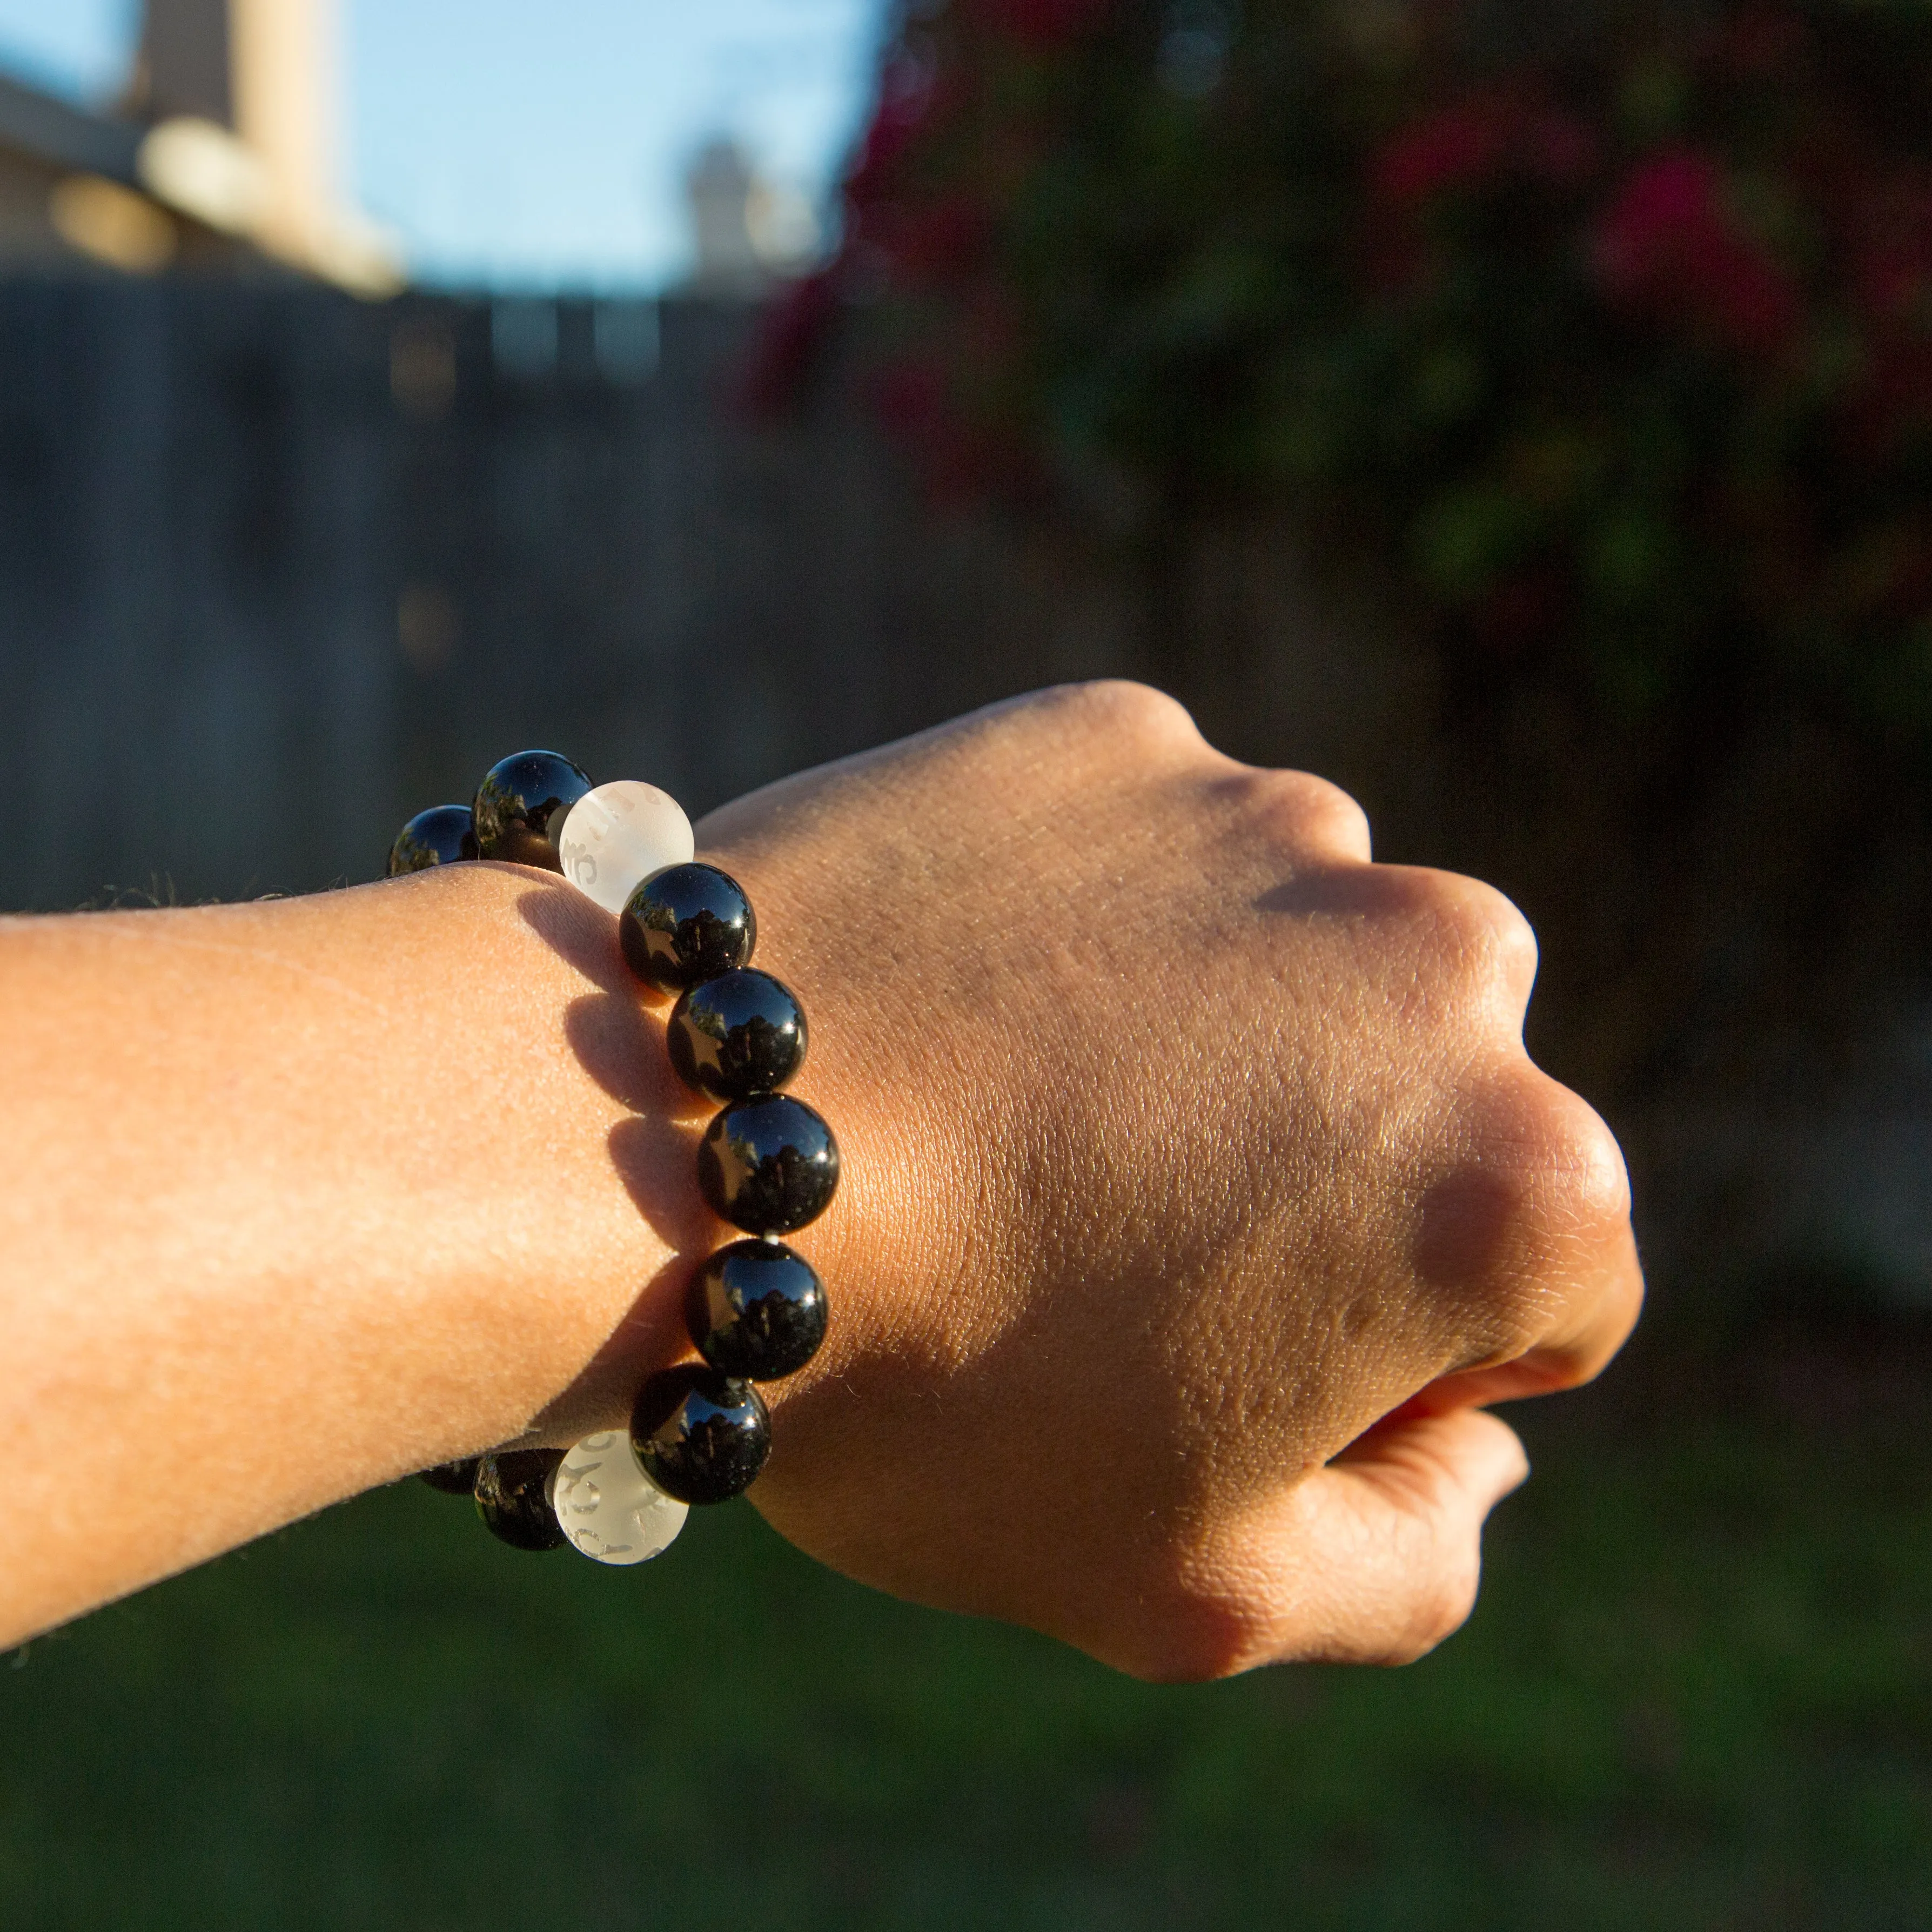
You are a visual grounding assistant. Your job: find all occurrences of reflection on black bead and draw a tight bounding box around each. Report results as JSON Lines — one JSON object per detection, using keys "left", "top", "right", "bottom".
{"left": 688, "top": 1239, "right": 828, "bottom": 1380}
{"left": 667, "top": 969, "right": 807, "bottom": 1102}
{"left": 419, "top": 1455, "right": 482, "bottom": 1495}
{"left": 388, "top": 804, "right": 478, "bottom": 875}
{"left": 619, "top": 862, "right": 756, "bottom": 992}
{"left": 697, "top": 1094, "right": 840, "bottom": 1235}
{"left": 471, "top": 750, "right": 593, "bottom": 871}
{"left": 630, "top": 1366, "right": 770, "bottom": 1505}
{"left": 473, "top": 1448, "right": 565, "bottom": 1550}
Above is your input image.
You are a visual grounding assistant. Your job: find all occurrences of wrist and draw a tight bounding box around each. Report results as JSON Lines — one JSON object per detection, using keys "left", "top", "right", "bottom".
{"left": 410, "top": 858, "right": 700, "bottom": 1452}
{"left": 400, "top": 761, "right": 870, "bottom": 1553}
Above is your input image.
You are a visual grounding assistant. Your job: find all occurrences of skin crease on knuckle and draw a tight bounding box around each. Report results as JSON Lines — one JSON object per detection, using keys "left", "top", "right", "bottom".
{"left": 692, "top": 683, "right": 1634, "bottom": 1674}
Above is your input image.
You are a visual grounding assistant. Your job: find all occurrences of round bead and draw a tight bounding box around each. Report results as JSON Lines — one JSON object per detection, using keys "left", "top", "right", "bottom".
{"left": 473, "top": 1448, "right": 566, "bottom": 1551}
{"left": 619, "top": 862, "right": 756, "bottom": 992}
{"left": 667, "top": 969, "right": 808, "bottom": 1102}
{"left": 688, "top": 1239, "right": 828, "bottom": 1381}
{"left": 549, "top": 1430, "right": 689, "bottom": 1565}
{"left": 418, "top": 1455, "right": 481, "bottom": 1495}
{"left": 555, "top": 781, "right": 695, "bottom": 916}
{"left": 630, "top": 1366, "right": 771, "bottom": 1505}
{"left": 472, "top": 750, "right": 593, "bottom": 871}
{"left": 388, "top": 805, "right": 477, "bottom": 875}
{"left": 697, "top": 1094, "right": 840, "bottom": 1235}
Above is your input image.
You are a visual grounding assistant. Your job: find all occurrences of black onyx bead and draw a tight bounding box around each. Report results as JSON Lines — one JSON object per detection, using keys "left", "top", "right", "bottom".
{"left": 620, "top": 862, "right": 756, "bottom": 992}
{"left": 419, "top": 1455, "right": 482, "bottom": 1495}
{"left": 667, "top": 969, "right": 807, "bottom": 1102}
{"left": 688, "top": 1239, "right": 828, "bottom": 1381}
{"left": 473, "top": 1448, "right": 565, "bottom": 1551}
{"left": 630, "top": 1366, "right": 770, "bottom": 1505}
{"left": 388, "top": 804, "right": 478, "bottom": 875}
{"left": 697, "top": 1094, "right": 840, "bottom": 1235}
{"left": 472, "top": 750, "right": 593, "bottom": 871}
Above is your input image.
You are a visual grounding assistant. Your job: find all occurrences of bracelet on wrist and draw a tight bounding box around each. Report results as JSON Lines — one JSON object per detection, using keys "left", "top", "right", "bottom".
{"left": 390, "top": 751, "right": 837, "bottom": 1568}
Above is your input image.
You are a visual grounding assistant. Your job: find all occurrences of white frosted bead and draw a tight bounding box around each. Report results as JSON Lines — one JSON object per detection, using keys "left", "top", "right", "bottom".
{"left": 551, "top": 1430, "right": 688, "bottom": 1565}
{"left": 555, "top": 781, "right": 694, "bottom": 915}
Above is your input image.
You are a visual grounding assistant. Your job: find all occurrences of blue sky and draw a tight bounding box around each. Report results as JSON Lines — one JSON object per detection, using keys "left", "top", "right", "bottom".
{"left": 0, "top": 0, "right": 885, "bottom": 287}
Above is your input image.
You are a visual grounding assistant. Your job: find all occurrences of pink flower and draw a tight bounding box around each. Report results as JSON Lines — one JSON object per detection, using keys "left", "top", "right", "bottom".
{"left": 1593, "top": 149, "right": 1720, "bottom": 277}
{"left": 886, "top": 194, "right": 993, "bottom": 287}
{"left": 1373, "top": 97, "right": 1598, "bottom": 207}
{"left": 845, "top": 57, "right": 940, "bottom": 207}
{"left": 1592, "top": 147, "right": 1800, "bottom": 358}
{"left": 1373, "top": 102, "right": 1513, "bottom": 205}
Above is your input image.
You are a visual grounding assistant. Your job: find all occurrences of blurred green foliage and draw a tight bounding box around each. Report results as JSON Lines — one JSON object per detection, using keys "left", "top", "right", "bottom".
{"left": 3, "top": 1392, "right": 1928, "bottom": 1928}
{"left": 804, "top": 0, "right": 1932, "bottom": 737}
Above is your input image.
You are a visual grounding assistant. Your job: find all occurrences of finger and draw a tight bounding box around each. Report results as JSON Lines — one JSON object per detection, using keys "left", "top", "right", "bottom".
{"left": 1410, "top": 1214, "right": 1645, "bottom": 1412}
{"left": 1230, "top": 1409, "right": 1530, "bottom": 1669}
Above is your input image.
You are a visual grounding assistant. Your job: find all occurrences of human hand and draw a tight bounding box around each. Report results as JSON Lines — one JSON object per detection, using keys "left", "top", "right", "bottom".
{"left": 696, "top": 683, "right": 1640, "bottom": 1678}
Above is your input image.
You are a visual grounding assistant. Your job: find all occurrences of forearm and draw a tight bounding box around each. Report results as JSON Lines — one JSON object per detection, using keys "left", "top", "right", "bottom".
{"left": 0, "top": 863, "right": 712, "bottom": 1645}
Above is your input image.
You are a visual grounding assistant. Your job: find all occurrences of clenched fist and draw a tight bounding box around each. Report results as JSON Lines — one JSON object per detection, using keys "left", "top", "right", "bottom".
{"left": 696, "top": 682, "right": 1640, "bottom": 1677}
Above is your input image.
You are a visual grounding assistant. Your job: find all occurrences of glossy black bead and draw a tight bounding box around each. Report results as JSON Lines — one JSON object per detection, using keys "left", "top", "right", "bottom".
{"left": 687, "top": 1239, "right": 828, "bottom": 1380}
{"left": 419, "top": 1455, "right": 482, "bottom": 1495}
{"left": 667, "top": 969, "right": 808, "bottom": 1102}
{"left": 471, "top": 750, "right": 593, "bottom": 871}
{"left": 473, "top": 1448, "right": 565, "bottom": 1551}
{"left": 630, "top": 1366, "right": 770, "bottom": 1505}
{"left": 388, "top": 804, "right": 478, "bottom": 875}
{"left": 619, "top": 862, "right": 756, "bottom": 992}
{"left": 697, "top": 1094, "right": 840, "bottom": 1235}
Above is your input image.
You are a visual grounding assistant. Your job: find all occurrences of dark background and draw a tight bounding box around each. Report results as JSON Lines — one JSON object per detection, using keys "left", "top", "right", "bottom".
{"left": 1, "top": 271, "right": 1928, "bottom": 1925}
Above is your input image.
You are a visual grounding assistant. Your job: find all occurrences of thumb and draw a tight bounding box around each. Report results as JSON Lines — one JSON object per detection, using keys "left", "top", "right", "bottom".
{"left": 1233, "top": 1408, "right": 1530, "bottom": 1668}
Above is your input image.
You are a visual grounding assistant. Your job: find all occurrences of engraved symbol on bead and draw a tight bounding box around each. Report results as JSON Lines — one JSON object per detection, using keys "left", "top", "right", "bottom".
{"left": 578, "top": 1528, "right": 634, "bottom": 1559}
{"left": 552, "top": 1429, "right": 688, "bottom": 1566}
{"left": 555, "top": 1459, "right": 603, "bottom": 1512}
{"left": 555, "top": 781, "right": 695, "bottom": 916}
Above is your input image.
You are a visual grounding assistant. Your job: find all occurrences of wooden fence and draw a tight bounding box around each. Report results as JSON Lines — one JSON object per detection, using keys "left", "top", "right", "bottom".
{"left": 0, "top": 277, "right": 1184, "bottom": 909}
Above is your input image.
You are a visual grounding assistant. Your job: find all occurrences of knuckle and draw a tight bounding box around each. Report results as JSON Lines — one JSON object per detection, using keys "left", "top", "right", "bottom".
{"left": 1422, "top": 873, "right": 1539, "bottom": 992}
{"left": 1057, "top": 679, "right": 1202, "bottom": 749}
{"left": 1559, "top": 1103, "right": 1634, "bottom": 1241}
{"left": 1421, "top": 1065, "right": 1628, "bottom": 1244}
{"left": 1237, "top": 768, "right": 1373, "bottom": 858}
{"left": 1422, "top": 1072, "right": 1635, "bottom": 1352}
{"left": 1495, "top": 1072, "right": 1633, "bottom": 1243}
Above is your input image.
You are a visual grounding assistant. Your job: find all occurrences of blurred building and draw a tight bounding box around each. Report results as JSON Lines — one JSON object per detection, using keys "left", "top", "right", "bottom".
{"left": 683, "top": 135, "right": 819, "bottom": 295}
{"left": 0, "top": 0, "right": 397, "bottom": 292}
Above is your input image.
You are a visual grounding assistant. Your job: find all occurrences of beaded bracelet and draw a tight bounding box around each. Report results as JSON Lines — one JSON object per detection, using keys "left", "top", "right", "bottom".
{"left": 390, "top": 751, "right": 838, "bottom": 1568}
